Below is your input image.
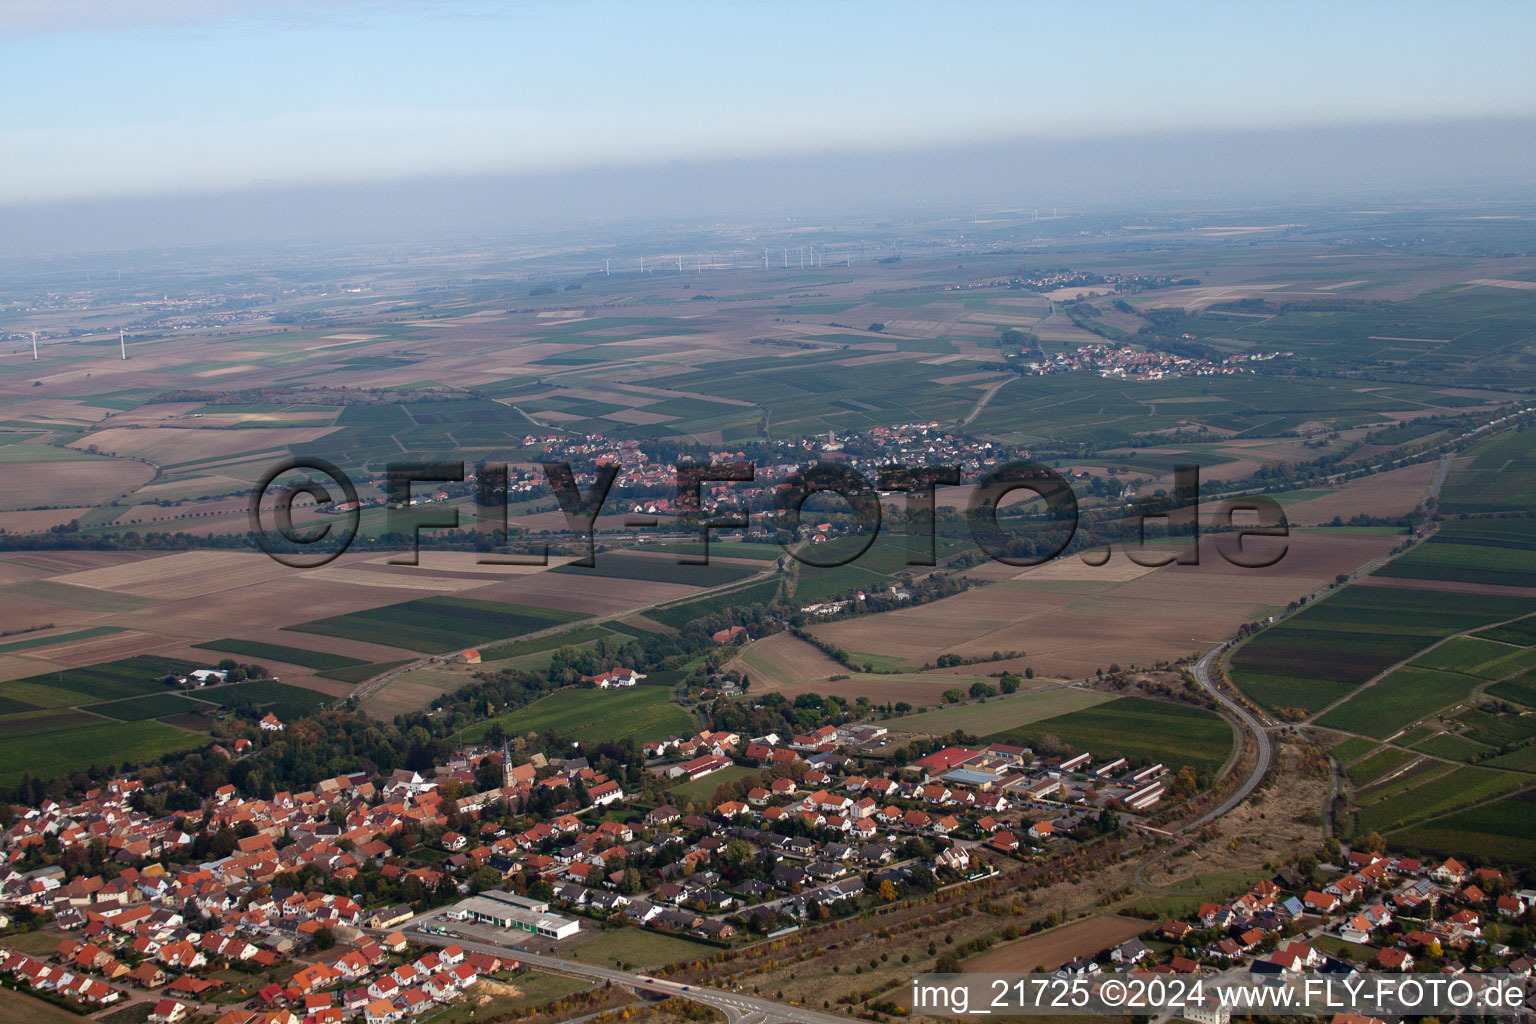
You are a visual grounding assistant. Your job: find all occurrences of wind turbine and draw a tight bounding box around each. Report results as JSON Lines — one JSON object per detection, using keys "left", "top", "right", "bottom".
{"left": 31, "top": 331, "right": 38, "bottom": 360}
{"left": 119, "top": 328, "right": 127, "bottom": 360}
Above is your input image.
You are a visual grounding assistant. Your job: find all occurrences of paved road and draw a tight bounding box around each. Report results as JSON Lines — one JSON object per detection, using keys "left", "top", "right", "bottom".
{"left": 1181, "top": 645, "right": 1272, "bottom": 833}
{"left": 413, "top": 928, "right": 851, "bottom": 1024}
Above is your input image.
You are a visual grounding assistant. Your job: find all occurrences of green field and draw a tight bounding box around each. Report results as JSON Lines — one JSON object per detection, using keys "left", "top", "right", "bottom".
{"left": 1355, "top": 765, "right": 1529, "bottom": 833}
{"left": 1477, "top": 618, "right": 1536, "bottom": 648}
{"left": 666, "top": 764, "right": 760, "bottom": 804}
{"left": 286, "top": 596, "right": 588, "bottom": 653}
{"left": 1454, "top": 707, "right": 1536, "bottom": 748}
{"left": 1411, "top": 731, "right": 1495, "bottom": 761}
{"left": 567, "top": 927, "right": 716, "bottom": 970}
{"left": 478, "top": 625, "right": 617, "bottom": 662}
{"left": 205, "top": 679, "right": 331, "bottom": 718}
{"left": 639, "top": 541, "right": 786, "bottom": 562}
{"left": 0, "top": 626, "right": 124, "bottom": 655}
{"left": 317, "top": 659, "right": 413, "bottom": 684}
{"left": 1488, "top": 671, "right": 1536, "bottom": 708}
{"left": 462, "top": 685, "right": 694, "bottom": 745}
{"left": 1409, "top": 636, "right": 1536, "bottom": 680}
{"left": 1328, "top": 736, "right": 1379, "bottom": 763}
{"left": 889, "top": 687, "right": 1113, "bottom": 736}
{"left": 84, "top": 692, "right": 210, "bottom": 721}
{"left": 0, "top": 655, "right": 203, "bottom": 712}
{"left": 553, "top": 552, "right": 759, "bottom": 587}
{"left": 1437, "top": 429, "right": 1536, "bottom": 516}
{"left": 1346, "top": 746, "right": 1410, "bottom": 784}
{"left": 983, "top": 696, "right": 1234, "bottom": 776}
{"left": 192, "top": 638, "right": 367, "bottom": 671}
{"left": 1373, "top": 523, "right": 1536, "bottom": 589}
{"left": 0, "top": 716, "right": 206, "bottom": 785}
{"left": 1388, "top": 788, "right": 1536, "bottom": 864}
{"left": 1315, "top": 667, "right": 1484, "bottom": 739}
{"left": 1231, "top": 584, "right": 1535, "bottom": 714}
{"left": 647, "top": 579, "right": 782, "bottom": 629}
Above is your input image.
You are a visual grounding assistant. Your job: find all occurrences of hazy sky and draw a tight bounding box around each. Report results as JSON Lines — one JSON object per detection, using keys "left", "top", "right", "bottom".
{"left": 5, "top": 0, "right": 1536, "bottom": 204}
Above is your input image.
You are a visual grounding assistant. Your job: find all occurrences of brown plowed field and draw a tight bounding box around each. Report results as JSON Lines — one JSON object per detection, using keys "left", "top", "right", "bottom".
{"left": 812, "top": 531, "right": 1397, "bottom": 680}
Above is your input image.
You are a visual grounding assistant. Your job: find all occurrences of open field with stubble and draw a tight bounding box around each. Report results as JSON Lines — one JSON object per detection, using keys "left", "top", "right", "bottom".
{"left": 811, "top": 531, "right": 1397, "bottom": 682}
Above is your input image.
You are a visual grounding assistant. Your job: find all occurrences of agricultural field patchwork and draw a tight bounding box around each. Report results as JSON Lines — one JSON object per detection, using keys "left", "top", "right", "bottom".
{"left": 1231, "top": 584, "right": 1534, "bottom": 715}
{"left": 982, "top": 696, "right": 1233, "bottom": 778}
{"left": 285, "top": 596, "right": 589, "bottom": 653}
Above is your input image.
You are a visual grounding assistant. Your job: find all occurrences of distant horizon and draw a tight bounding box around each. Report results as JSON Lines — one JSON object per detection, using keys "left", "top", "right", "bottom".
{"left": 5, "top": 0, "right": 1536, "bottom": 206}
{"left": 5, "top": 116, "right": 1536, "bottom": 258}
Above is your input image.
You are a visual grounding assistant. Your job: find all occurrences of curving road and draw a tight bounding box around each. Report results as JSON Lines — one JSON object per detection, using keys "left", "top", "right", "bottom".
{"left": 413, "top": 928, "right": 849, "bottom": 1024}
{"left": 1182, "top": 645, "right": 1272, "bottom": 833}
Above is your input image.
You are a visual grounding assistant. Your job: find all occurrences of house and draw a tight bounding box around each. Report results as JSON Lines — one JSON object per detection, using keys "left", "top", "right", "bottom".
{"left": 1303, "top": 891, "right": 1340, "bottom": 914}
{"left": 582, "top": 668, "right": 644, "bottom": 689}
{"left": 1432, "top": 858, "right": 1468, "bottom": 885}
{"left": 458, "top": 649, "right": 481, "bottom": 665}
{"left": 1028, "top": 821, "right": 1055, "bottom": 841}
{"left": 646, "top": 805, "right": 681, "bottom": 826}
{"left": 1373, "top": 948, "right": 1414, "bottom": 972}
{"left": 712, "top": 626, "right": 748, "bottom": 644}
{"left": 149, "top": 1000, "right": 190, "bottom": 1024}
{"left": 1112, "top": 938, "right": 1149, "bottom": 965}
{"left": 259, "top": 713, "right": 284, "bottom": 732}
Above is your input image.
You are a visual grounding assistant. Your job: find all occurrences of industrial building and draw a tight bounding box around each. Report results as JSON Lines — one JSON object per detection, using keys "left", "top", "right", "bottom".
{"left": 448, "top": 890, "right": 580, "bottom": 940}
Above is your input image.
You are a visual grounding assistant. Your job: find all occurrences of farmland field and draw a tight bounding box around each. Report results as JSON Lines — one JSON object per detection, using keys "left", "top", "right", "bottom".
{"left": 478, "top": 625, "right": 618, "bottom": 662}
{"left": 1488, "top": 671, "right": 1536, "bottom": 707}
{"left": 553, "top": 552, "right": 759, "bottom": 588}
{"left": 0, "top": 626, "right": 124, "bottom": 655}
{"left": 1230, "top": 584, "right": 1535, "bottom": 714}
{"left": 286, "top": 596, "right": 589, "bottom": 653}
{"left": 1328, "top": 736, "right": 1378, "bottom": 763}
{"left": 0, "top": 655, "right": 202, "bottom": 709}
{"left": 462, "top": 685, "right": 695, "bottom": 745}
{"left": 1355, "top": 765, "right": 1529, "bottom": 833}
{"left": 646, "top": 579, "right": 781, "bottom": 629}
{"left": 317, "top": 659, "right": 412, "bottom": 684}
{"left": 1346, "top": 746, "right": 1410, "bottom": 784}
{"left": 1411, "top": 731, "right": 1494, "bottom": 761}
{"left": 1388, "top": 788, "right": 1536, "bottom": 864}
{"left": 0, "top": 716, "right": 206, "bottom": 786}
{"left": 1409, "top": 636, "right": 1536, "bottom": 680}
{"left": 1436, "top": 429, "right": 1536, "bottom": 516}
{"left": 205, "top": 679, "right": 332, "bottom": 718}
{"left": 983, "top": 696, "right": 1233, "bottom": 777}
{"left": 84, "top": 692, "right": 211, "bottom": 721}
{"left": 191, "top": 638, "right": 367, "bottom": 671}
{"left": 1314, "top": 666, "right": 1484, "bottom": 739}
{"left": 886, "top": 687, "right": 1113, "bottom": 736}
